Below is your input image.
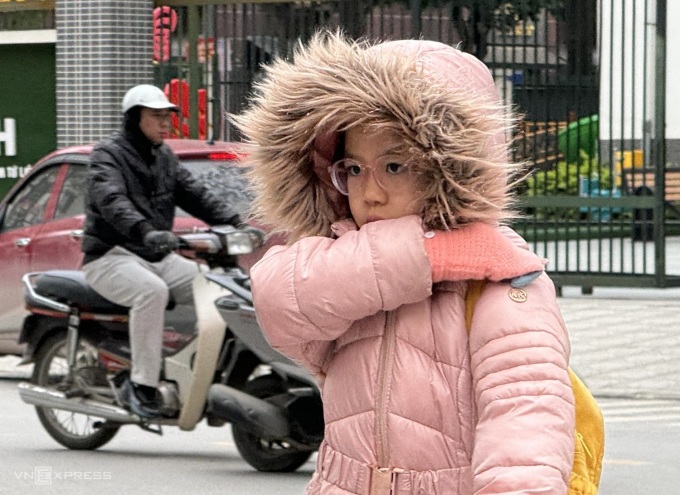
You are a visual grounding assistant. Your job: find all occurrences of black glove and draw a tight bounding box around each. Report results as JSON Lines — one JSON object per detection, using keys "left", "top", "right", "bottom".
{"left": 143, "top": 230, "right": 179, "bottom": 255}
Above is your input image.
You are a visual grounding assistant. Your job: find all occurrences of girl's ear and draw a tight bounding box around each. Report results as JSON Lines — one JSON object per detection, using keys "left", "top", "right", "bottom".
{"left": 311, "top": 129, "right": 350, "bottom": 221}
{"left": 312, "top": 128, "right": 339, "bottom": 189}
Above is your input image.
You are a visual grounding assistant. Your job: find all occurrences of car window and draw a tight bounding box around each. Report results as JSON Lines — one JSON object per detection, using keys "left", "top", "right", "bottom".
{"left": 177, "top": 160, "right": 253, "bottom": 218}
{"left": 54, "top": 164, "right": 89, "bottom": 220}
{"left": 1, "top": 165, "right": 60, "bottom": 232}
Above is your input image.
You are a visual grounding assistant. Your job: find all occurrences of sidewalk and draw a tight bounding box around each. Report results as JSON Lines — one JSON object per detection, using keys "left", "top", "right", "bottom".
{"left": 0, "top": 355, "right": 31, "bottom": 380}
{"left": 1, "top": 286, "right": 680, "bottom": 399}
{"left": 559, "top": 285, "right": 680, "bottom": 400}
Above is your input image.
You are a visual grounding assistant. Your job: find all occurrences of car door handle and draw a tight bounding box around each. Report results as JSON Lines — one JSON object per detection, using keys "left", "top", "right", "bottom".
{"left": 70, "top": 229, "right": 84, "bottom": 239}
{"left": 14, "top": 238, "right": 31, "bottom": 248}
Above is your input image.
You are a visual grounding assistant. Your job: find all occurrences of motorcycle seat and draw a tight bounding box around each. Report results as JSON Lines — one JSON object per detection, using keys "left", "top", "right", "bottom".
{"left": 32, "top": 270, "right": 175, "bottom": 314}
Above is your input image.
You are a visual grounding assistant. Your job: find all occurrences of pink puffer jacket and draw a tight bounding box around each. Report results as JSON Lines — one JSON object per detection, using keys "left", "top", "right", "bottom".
{"left": 251, "top": 216, "right": 575, "bottom": 495}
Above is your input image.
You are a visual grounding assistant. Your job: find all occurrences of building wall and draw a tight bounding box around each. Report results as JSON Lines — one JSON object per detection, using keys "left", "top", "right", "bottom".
{"left": 56, "top": 0, "right": 153, "bottom": 147}
{"left": 0, "top": 33, "right": 56, "bottom": 200}
{"left": 598, "top": 0, "right": 678, "bottom": 164}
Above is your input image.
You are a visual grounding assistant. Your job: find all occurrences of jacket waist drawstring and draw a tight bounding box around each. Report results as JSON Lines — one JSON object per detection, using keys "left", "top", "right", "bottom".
{"left": 317, "top": 441, "right": 469, "bottom": 494}
{"left": 369, "top": 467, "right": 405, "bottom": 495}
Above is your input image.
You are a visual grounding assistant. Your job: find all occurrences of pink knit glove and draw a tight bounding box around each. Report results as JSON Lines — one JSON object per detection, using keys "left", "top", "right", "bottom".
{"left": 424, "top": 223, "right": 545, "bottom": 283}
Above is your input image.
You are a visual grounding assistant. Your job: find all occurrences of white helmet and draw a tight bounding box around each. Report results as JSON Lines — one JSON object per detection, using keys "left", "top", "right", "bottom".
{"left": 121, "top": 84, "right": 178, "bottom": 113}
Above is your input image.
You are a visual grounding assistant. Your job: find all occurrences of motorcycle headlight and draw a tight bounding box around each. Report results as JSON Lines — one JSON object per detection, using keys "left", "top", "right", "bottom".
{"left": 224, "top": 231, "right": 255, "bottom": 255}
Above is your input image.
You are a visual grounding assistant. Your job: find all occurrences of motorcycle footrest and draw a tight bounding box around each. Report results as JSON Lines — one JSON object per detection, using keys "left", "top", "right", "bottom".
{"left": 139, "top": 421, "right": 163, "bottom": 436}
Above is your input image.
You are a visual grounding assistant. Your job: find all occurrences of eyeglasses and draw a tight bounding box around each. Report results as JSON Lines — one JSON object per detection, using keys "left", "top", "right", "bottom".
{"left": 149, "top": 110, "right": 173, "bottom": 121}
{"left": 328, "top": 158, "right": 414, "bottom": 196}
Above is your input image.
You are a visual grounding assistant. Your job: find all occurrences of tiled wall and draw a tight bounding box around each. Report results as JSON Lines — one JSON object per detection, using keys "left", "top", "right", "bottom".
{"left": 56, "top": 0, "right": 153, "bottom": 147}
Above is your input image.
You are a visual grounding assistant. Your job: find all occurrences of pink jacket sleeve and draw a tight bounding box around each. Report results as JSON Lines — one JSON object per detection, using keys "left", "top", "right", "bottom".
{"left": 469, "top": 273, "right": 575, "bottom": 494}
{"left": 250, "top": 215, "right": 432, "bottom": 376}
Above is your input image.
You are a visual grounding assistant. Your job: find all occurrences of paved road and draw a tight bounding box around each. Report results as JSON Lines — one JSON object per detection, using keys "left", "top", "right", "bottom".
{"left": 598, "top": 397, "right": 680, "bottom": 426}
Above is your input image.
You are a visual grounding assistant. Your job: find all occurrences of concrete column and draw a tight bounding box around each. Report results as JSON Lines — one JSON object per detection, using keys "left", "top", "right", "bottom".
{"left": 56, "top": 0, "right": 153, "bottom": 147}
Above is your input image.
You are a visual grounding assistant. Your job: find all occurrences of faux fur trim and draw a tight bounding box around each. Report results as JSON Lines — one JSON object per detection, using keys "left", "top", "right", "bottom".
{"left": 232, "top": 31, "right": 524, "bottom": 242}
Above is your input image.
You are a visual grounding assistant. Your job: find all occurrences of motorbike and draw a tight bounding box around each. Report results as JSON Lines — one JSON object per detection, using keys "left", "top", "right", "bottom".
{"left": 16, "top": 225, "right": 324, "bottom": 472}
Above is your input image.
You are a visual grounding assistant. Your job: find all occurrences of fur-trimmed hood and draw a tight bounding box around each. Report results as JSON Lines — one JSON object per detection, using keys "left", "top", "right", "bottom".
{"left": 233, "top": 32, "right": 521, "bottom": 242}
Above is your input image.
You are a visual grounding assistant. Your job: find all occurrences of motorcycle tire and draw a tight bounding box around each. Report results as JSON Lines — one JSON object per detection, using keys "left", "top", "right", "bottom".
{"left": 232, "top": 375, "right": 314, "bottom": 472}
{"left": 32, "top": 333, "right": 120, "bottom": 450}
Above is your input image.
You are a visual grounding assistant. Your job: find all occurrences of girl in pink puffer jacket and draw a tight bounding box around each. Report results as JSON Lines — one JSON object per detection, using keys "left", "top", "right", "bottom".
{"left": 235, "top": 32, "right": 575, "bottom": 494}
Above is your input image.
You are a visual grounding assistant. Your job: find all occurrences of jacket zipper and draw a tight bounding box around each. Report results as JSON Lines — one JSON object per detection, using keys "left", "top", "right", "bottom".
{"left": 375, "top": 311, "right": 397, "bottom": 467}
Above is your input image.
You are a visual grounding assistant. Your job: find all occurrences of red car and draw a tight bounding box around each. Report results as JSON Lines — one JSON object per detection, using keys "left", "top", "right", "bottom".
{"left": 0, "top": 139, "right": 258, "bottom": 356}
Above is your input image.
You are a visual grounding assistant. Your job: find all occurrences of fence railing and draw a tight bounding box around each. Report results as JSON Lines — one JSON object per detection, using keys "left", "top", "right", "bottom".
{"left": 154, "top": 0, "right": 674, "bottom": 289}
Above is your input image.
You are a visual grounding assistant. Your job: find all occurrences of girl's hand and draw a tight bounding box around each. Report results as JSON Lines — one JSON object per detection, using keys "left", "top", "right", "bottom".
{"left": 424, "top": 223, "right": 545, "bottom": 283}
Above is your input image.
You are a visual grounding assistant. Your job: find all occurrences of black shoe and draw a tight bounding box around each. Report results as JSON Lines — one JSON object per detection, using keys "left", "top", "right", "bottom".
{"left": 122, "top": 380, "right": 162, "bottom": 419}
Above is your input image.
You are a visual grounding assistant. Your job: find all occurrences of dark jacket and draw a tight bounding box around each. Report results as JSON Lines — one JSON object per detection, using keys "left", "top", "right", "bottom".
{"left": 82, "top": 130, "right": 242, "bottom": 263}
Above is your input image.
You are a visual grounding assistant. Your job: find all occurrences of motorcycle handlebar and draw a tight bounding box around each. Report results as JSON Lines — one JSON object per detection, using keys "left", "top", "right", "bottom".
{"left": 178, "top": 225, "right": 266, "bottom": 268}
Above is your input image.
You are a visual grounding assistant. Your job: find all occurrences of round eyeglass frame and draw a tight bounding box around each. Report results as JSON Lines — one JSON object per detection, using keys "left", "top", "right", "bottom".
{"left": 328, "top": 158, "right": 414, "bottom": 196}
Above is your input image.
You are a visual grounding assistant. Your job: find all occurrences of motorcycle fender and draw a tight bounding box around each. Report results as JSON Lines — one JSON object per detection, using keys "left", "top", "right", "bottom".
{"left": 18, "top": 314, "right": 66, "bottom": 364}
{"left": 177, "top": 274, "right": 230, "bottom": 431}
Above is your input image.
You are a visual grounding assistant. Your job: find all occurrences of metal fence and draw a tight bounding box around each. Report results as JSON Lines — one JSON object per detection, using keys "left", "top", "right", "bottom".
{"left": 155, "top": 0, "right": 675, "bottom": 289}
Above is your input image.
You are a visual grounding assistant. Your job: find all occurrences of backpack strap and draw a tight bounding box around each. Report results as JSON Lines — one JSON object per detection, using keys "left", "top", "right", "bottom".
{"left": 465, "top": 280, "right": 488, "bottom": 333}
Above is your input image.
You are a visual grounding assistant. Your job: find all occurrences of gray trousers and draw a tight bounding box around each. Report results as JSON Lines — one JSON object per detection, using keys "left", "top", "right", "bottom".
{"left": 82, "top": 246, "right": 203, "bottom": 387}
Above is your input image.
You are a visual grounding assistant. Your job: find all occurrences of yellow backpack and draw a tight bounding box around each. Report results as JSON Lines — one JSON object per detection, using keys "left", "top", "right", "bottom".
{"left": 465, "top": 280, "right": 605, "bottom": 495}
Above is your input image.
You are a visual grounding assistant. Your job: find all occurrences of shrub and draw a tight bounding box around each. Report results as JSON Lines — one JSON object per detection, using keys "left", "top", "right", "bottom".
{"left": 525, "top": 152, "right": 612, "bottom": 197}
{"left": 522, "top": 152, "right": 615, "bottom": 220}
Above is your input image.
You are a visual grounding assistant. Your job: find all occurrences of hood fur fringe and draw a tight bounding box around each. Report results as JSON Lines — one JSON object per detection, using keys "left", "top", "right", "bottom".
{"left": 232, "top": 31, "right": 524, "bottom": 242}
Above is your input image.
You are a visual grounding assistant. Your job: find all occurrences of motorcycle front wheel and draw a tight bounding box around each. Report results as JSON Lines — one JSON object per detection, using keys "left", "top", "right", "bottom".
{"left": 32, "top": 333, "right": 120, "bottom": 450}
{"left": 232, "top": 375, "right": 314, "bottom": 472}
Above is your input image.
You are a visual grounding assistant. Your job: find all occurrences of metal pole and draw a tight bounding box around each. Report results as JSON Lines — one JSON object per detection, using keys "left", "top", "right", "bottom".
{"left": 410, "top": 0, "right": 422, "bottom": 38}
{"left": 209, "top": 4, "right": 220, "bottom": 142}
{"left": 654, "top": 0, "right": 667, "bottom": 285}
{"left": 188, "top": 4, "right": 200, "bottom": 139}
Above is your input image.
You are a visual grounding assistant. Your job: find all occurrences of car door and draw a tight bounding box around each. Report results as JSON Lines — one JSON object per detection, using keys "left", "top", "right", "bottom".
{"left": 29, "top": 161, "right": 88, "bottom": 273}
{"left": 0, "top": 164, "right": 62, "bottom": 344}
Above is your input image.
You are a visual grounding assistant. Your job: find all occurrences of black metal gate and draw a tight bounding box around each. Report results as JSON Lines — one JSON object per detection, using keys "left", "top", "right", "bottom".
{"left": 156, "top": 0, "right": 675, "bottom": 289}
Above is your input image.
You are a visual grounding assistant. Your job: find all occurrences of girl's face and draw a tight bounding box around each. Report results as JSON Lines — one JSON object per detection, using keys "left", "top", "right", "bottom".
{"left": 342, "top": 125, "right": 424, "bottom": 228}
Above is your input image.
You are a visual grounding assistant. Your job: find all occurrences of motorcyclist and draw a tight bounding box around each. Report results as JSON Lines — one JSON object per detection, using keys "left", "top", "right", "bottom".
{"left": 81, "top": 84, "right": 243, "bottom": 418}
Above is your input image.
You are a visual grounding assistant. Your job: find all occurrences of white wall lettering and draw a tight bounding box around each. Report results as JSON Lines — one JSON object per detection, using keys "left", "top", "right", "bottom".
{"left": 0, "top": 118, "right": 17, "bottom": 156}
{"left": 0, "top": 165, "right": 30, "bottom": 180}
